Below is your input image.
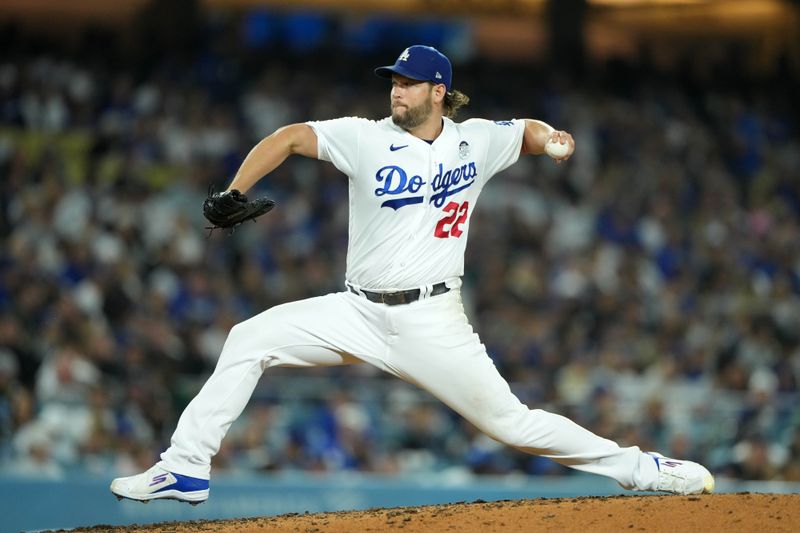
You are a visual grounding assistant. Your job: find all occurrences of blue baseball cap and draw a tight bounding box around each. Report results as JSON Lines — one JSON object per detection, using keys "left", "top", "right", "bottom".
{"left": 375, "top": 45, "right": 452, "bottom": 91}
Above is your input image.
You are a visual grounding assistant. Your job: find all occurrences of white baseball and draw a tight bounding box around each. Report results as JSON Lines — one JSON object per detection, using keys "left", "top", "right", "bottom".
{"left": 545, "top": 140, "right": 570, "bottom": 159}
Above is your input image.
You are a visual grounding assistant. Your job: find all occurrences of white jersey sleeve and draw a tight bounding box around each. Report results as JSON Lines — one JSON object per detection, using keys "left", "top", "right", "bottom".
{"left": 463, "top": 118, "right": 526, "bottom": 181}
{"left": 306, "top": 117, "right": 369, "bottom": 177}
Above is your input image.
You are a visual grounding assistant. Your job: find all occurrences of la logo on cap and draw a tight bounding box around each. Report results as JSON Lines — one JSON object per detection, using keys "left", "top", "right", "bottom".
{"left": 398, "top": 48, "right": 411, "bottom": 62}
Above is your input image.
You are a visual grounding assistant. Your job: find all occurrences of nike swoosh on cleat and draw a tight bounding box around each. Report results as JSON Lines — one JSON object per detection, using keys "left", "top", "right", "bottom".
{"left": 390, "top": 144, "right": 408, "bottom": 151}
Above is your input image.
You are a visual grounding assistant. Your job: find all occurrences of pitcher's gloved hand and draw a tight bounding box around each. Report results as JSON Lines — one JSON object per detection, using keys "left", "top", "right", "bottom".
{"left": 203, "top": 188, "right": 276, "bottom": 231}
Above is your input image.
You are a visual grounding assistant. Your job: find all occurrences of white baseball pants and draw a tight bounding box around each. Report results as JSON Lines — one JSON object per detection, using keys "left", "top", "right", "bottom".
{"left": 159, "top": 289, "right": 659, "bottom": 490}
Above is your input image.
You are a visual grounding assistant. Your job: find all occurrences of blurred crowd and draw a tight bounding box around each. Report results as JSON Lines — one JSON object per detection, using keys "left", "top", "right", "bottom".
{"left": 1, "top": 17, "right": 799, "bottom": 485}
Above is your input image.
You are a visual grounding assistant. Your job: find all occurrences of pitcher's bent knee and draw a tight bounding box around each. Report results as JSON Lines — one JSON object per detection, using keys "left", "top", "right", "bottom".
{"left": 218, "top": 308, "right": 292, "bottom": 364}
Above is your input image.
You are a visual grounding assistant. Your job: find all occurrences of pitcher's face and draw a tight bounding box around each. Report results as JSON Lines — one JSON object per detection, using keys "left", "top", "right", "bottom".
{"left": 390, "top": 75, "right": 435, "bottom": 130}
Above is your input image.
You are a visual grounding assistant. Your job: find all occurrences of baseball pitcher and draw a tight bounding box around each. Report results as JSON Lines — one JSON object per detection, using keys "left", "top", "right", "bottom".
{"left": 111, "top": 45, "right": 714, "bottom": 504}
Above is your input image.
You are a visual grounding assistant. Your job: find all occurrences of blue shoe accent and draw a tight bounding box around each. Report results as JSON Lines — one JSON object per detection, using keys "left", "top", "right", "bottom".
{"left": 154, "top": 472, "right": 209, "bottom": 494}
{"left": 651, "top": 454, "right": 660, "bottom": 471}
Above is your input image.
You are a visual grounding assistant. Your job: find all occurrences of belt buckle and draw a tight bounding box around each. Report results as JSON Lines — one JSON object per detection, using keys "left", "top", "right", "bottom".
{"left": 381, "top": 291, "right": 404, "bottom": 305}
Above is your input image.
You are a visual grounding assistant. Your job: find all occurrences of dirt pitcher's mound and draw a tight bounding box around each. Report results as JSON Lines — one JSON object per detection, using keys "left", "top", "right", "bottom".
{"left": 73, "top": 493, "right": 797, "bottom": 533}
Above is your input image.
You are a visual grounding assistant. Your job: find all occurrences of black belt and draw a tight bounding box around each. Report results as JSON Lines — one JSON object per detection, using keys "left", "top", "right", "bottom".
{"left": 348, "top": 282, "right": 450, "bottom": 306}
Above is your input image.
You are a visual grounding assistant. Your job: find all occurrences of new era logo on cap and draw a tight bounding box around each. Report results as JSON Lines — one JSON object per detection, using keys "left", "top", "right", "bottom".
{"left": 374, "top": 45, "right": 453, "bottom": 91}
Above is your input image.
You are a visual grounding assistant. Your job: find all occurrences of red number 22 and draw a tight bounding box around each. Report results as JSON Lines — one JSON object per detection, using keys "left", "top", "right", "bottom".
{"left": 434, "top": 201, "right": 469, "bottom": 238}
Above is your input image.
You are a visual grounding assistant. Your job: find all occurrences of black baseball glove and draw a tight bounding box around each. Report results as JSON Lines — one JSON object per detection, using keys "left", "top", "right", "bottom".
{"left": 203, "top": 188, "right": 276, "bottom": 231}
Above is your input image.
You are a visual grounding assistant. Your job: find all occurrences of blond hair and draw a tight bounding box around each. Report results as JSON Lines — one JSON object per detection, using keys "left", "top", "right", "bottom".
{"left": 443, "top": 90, "right": 470, "bottom": 119}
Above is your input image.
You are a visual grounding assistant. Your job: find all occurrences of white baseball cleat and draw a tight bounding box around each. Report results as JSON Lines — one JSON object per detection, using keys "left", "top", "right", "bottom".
{"left": 647, "top": 452, "right": 715, "bottom": 495}
{"left": 110, "top": 464, "right": 209, "bottom": 505}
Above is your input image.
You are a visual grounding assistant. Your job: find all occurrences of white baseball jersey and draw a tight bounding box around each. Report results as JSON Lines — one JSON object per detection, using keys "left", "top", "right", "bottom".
{"left": 306, "top": 116, "right": 526, "bottom": 291}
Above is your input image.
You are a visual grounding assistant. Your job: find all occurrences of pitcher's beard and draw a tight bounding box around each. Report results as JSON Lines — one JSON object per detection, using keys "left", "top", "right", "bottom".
{"left": 391, "top": 97, "right": 433, "bottom": 131}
